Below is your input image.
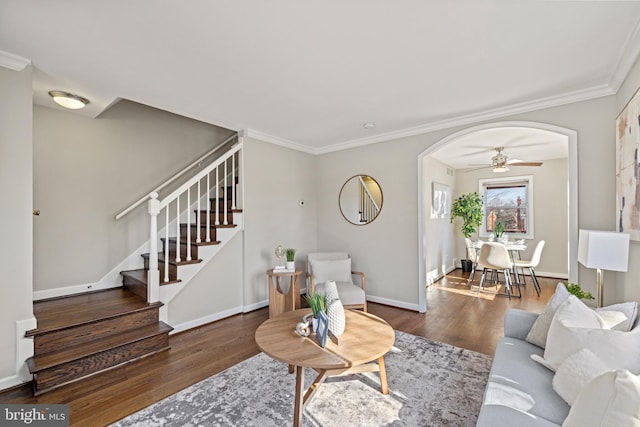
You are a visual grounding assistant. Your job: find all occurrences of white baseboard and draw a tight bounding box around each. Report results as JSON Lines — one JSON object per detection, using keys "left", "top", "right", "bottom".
{"left": 171, "top": 297, "right": 272, "bottom": 334}
{"left": 366, "top": 295, "right": 420, "bottom": 312}
{"left": 33, "top": 281, "right": 122, "bottom": 301}
{"left": 242, "top": 299, "right": 269, "bottom": 313}
{"left": 0, "top": 317, "right": 37, "bottom": 392}
{"left": 170, "top": 306, "right": 244, "bottom": 334}
{"left": 0, "top": 374, "right": 24, "bottom": 391}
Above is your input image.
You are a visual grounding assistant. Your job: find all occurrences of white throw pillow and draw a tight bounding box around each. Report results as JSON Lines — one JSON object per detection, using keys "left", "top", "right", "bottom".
{"left": 311, "top": 258, "right": 353, "bottom": 284}
{"left": 526, "top": 282, "right": 571, "bottom": 348}
{"left": 563, "top": 370, "right": 640, "bottom": 427}
{"left": 552, "top": 349, "right": 610, "bottom": 406}
{"left": 596, "top": 302, "right": 639, "bottom": 332}
{"left": 536, "top": 296, "right": 640, "bottom": 373}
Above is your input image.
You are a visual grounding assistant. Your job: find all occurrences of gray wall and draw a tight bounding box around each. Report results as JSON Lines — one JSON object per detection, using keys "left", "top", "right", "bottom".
{"left": 242, "top": 137, "right": 317, "bottom": 308}
{"left": 0, "top": 66, "right": 34, "bottom": 382}
{"left": 33, "top": 101, "right": 235, "bottom": 294}
{"left": 422, "top": 156, "right": 456, "bottom": 285}
{"left": 316, "top": 96, "right": 617, "bottom": 308}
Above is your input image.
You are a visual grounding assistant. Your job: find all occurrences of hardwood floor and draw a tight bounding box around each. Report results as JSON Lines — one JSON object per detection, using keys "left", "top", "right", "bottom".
{"left": 0, "top": 270, "right": 557, "bottom": 426}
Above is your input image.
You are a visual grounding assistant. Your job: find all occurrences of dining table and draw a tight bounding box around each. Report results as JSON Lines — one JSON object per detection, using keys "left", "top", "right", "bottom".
{"left": 471, "top": 239, "right": 528, "bottom": 284}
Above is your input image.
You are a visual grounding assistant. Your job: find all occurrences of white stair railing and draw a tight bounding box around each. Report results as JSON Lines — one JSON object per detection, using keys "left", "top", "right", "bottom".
{"left": 118, "top": 137, "right": 242, "bottom": 303}
{"left": 358, "top": 175, "right": 380, "bottom": 223}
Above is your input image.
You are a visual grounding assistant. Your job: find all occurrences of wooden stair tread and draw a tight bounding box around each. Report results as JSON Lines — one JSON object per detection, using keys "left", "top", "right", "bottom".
{"left": 28, "top": 322, "right": 173, "bottom": 372}
{"left": 121, "top": 269, "right": 181, "bottom": 286}
{"left": 28, "top": 289, "right": 162, "bottom": 336}
{"left": 163, "top": 237, "right": 223, "bottom": 246}
{"left": 141, "top": 252, "right": 202, "bottom": 266}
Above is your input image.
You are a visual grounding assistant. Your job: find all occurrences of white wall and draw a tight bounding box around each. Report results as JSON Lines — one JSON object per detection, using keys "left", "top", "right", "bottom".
{"left": 242, "top": 137, "right": 317, "bottom": 309}
{"left": 454, "top": 158, "right": 569, "bottom": 278}
{"left": 0, "top": 65, "right": 35, "bottom": 386}
{"left": 615, "top": 58, "right": 640, "bottom": 304}
{"left": 168, "top": 232, "right": 243, "bottom": 328}
{"left": 422, "top": 157, "right": 456, "bottom": 285}
{"left": 33, "top": 101, "right": 235, "bottom": 294}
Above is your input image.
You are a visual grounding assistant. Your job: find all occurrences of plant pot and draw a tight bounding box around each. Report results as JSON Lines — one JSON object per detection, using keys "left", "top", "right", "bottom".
{"left": 461, "top": 259, "right": 474, "bottom": 273}
{"left": 286, "top": 261, "right": 295, "bottom": 270}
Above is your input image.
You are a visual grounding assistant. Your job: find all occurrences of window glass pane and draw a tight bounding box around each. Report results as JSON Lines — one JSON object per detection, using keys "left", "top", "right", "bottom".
{"left": 484, "top": 183, "right": 528, "bottom": 234}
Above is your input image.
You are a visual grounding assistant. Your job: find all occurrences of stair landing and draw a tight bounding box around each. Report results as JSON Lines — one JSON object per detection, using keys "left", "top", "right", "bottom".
{"left": 26, "top": 288, "right": 172, "bottom": 395}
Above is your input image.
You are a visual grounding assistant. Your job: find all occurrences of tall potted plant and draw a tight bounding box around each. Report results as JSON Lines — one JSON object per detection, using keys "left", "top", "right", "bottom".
{"left": 450, "top": 192, "right": 483, "bottom": 272}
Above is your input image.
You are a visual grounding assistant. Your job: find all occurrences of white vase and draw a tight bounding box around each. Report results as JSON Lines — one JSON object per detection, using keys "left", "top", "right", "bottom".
{"left": 286, "top": 261, "right": 295, "bottom": 270}
{"left": 327, "top": 298, "right": 345, "bottom": 336}
{"left": 324, "top": 280, "right": 340, "bottom": 303}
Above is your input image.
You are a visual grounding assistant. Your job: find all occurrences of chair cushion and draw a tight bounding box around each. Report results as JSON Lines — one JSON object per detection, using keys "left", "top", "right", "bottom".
{"left": 310, "top": 258, "right": 353, "bottom": 284}
{"left": 315, "top": 281, "right": 364, "bottom": 307}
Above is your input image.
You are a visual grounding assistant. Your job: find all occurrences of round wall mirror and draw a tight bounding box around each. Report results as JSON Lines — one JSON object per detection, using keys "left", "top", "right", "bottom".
{"left": 339, "top": 175, "right": 383, "bottom": 225}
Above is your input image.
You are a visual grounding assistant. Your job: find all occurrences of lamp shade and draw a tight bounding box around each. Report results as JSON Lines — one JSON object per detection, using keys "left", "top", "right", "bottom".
{"left": 577, "top": 229, "right": 630, "bottom": 272}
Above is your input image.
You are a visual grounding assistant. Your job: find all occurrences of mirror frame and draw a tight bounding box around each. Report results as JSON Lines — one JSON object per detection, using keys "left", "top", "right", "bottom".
{"left": 338, "top": 175, "right": 383, "bottom": 225}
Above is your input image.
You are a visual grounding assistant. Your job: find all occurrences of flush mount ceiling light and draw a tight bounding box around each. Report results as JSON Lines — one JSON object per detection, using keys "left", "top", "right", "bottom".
{"left": 48, "top": 90, "right": 90, "bottom": 110}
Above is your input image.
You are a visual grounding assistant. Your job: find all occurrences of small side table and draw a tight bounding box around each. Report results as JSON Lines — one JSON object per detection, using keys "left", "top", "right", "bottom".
{"left": 266, "top": 269, "right": 302, "bottom": 318}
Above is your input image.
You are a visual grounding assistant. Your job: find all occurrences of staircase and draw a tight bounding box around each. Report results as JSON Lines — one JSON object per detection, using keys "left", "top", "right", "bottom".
{"left": 25, "top": 288, "right": 172, "bottom": 395}
{"left": 120, "top": 190, "right": 241, "bottom": 297}
{"left": 24, "top": 138, "right": 244, "bottom": 395}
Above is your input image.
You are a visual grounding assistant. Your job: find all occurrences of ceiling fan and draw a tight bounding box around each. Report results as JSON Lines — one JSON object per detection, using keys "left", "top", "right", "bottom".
{"left": 469, "top": 147, "right": 543, "bottom": 173}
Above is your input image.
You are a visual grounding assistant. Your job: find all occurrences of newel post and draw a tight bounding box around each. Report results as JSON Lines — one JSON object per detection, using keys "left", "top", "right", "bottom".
{"left": 147, "top": 192, "right": 160, "bottom": 303}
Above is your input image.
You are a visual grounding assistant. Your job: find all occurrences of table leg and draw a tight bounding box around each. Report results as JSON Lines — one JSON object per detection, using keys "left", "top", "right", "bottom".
{"left": 294, "top": 365, "right": 304, "bottom": 427}
{"left": 303, "top": 369, "right": 329, "bottom": 405}
{"left": 378, "top": 356, "right": 389, "bottom": 395}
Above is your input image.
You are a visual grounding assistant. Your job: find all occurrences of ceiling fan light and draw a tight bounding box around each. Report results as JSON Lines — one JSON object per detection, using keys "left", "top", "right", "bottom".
{"left": 493, "top": 166, "right": 509, "bottom": 173}
{"left": 48, "top": 90, "right": 89, "bottom": 110}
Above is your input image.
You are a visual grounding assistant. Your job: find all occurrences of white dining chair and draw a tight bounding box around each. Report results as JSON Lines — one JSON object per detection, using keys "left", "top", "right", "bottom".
{"left": 476, "top": 242, "right": 521, "bottom": 298}
{"left": 513, "top": 240, "right": 545, "bottom": 296}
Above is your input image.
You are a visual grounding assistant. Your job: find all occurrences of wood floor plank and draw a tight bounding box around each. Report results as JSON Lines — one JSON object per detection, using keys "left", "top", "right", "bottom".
{"left": 0, "top": 270, "right": 555, "bottom": 426}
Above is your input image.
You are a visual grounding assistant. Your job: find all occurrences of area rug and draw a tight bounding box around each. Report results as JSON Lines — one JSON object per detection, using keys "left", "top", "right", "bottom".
{"left": 111, "top": 331, "right": 492, "bottom": 426}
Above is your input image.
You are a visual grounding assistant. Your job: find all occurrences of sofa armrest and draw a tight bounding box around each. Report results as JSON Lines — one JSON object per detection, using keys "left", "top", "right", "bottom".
{"left": 504, "top": 309, "right": 539, "bottom": 340}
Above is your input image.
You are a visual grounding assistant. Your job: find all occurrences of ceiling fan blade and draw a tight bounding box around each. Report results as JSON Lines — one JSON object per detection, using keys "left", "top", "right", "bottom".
{"left": 509, "top": 162, "right": 543, "bottom": 167}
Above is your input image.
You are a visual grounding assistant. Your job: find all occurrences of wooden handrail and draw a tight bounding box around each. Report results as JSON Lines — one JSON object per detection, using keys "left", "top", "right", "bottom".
{"left": 115, "top": 133, "right": 237, "bottom": 220}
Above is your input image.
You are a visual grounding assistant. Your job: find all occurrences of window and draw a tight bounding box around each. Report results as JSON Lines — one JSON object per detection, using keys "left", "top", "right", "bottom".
{"left": 479, "top": 175, "right": 534, "bottom": 239}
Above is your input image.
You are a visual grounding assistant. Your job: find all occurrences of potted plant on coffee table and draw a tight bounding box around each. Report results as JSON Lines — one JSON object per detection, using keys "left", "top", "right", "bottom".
{"left": 450, "top": 192, "right": 483, "bottom": 272}
{"left": 304, "top": 292, "right": 327, "bottom": 332}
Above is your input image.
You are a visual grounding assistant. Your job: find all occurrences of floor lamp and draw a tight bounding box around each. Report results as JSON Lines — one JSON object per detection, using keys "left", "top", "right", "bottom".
{"left": 577, "top": 229, "right": 630, "bottom": 308}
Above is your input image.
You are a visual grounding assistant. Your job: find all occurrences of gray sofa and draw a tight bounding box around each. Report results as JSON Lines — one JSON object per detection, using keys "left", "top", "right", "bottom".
{"left": 476, "top": 309, "right": 570, "bottom": 426}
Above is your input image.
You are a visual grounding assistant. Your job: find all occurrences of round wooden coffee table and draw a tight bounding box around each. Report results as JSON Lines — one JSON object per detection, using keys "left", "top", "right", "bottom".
{"left": 255, "top": 308, "right": 395, "bottom": 427}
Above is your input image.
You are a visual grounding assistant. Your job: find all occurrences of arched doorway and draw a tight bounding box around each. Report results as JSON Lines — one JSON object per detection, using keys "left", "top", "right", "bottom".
{"left": 417, "top": 121, "right": 578, "bottom": 312}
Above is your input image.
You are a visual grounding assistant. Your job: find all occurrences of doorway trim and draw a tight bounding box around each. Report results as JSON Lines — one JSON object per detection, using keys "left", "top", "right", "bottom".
{"left": 417, "top": 121, "right": 578, "bottom": 312}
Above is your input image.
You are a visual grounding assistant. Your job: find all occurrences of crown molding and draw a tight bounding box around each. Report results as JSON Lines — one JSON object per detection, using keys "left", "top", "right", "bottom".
{"left": 608, "top": 18, "right": 640, "bottom": 92}
{"left": 248, "top": 83, "right": 614, "bottom": 156}
{"left": 0, "top": 50, "right": 30, "bottom": 71}
{"left": 245, "top": 128, "right": 316, "bottom": 154}
{"left": 315, "top": 84, "right": 614, "bottom": 154}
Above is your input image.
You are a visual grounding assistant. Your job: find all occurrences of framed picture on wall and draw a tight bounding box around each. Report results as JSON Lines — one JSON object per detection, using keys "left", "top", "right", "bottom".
{"left": 616, "top": 86, "right": 640, "bottom": 241}
{"left": 431, "top": 182, "right": 450, "bottom": 219}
